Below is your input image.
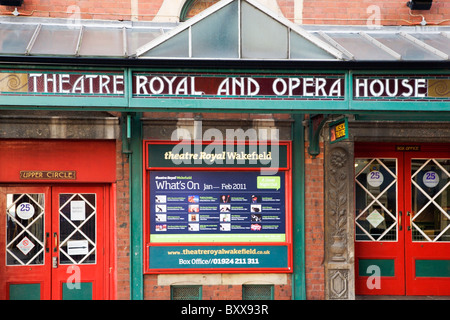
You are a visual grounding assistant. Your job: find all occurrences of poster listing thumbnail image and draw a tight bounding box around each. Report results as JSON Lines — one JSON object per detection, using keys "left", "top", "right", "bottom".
{"left": 150, "top": 171, "right": 286, "bottom": 243}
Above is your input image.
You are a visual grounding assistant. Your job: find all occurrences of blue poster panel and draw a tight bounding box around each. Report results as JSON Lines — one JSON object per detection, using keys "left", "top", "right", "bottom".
{"left": 149, "top": 245, "right": 288, "bottom": 270}
{"left": 149, "top": 171, "right": 286, "bottom": 243}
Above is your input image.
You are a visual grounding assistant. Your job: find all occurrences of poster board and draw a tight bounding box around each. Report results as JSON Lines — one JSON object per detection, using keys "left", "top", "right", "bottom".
{"left": 144, "top": 140, "right": 292, "bottom": 273}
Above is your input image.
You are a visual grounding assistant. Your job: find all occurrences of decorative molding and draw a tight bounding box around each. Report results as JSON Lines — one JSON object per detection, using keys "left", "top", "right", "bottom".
{"left": 324, "top": 139, "right": 355, "bottom": 300}
{"left": 328, "top": 269, "right": 349, "bottom": 299}
{"left": 327, "top": 147, "right": 349, "bottom": 262}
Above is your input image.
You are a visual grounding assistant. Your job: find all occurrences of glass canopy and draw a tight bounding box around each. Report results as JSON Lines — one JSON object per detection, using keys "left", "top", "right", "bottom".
{"left": 136, "top": 0, "right": 343, "bottom": 60}
{"left": 0, "top": 0, "right": 448, "bottom": 62}
{"left": 0, "top": 18, "right": 170, "bottom": 58}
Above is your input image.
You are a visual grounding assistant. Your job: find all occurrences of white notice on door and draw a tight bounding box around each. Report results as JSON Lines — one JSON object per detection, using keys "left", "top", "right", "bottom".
{"left": 70, "top": 200, "right": 86, "bottom": 221}
{"left": 67, "top": 240, "right": 89, "bottom": 255}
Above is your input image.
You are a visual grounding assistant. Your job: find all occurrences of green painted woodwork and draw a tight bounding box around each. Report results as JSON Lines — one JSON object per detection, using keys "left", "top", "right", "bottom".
{"left": 129, "top": 112, "right": 144, "bottom": 300}
{"left": 292, "top": 114, "right": 306, "bottom": 300}
{"left": 358, "top": 259, "right": 395, "bottom": 277}
{"left": 9, "top": 283, "right": 41, "bottom": 300}
{"left": 62, "top": 282, "right": 93, "bottom": 300}
{"left": 355, "top": 112, "right": 450, "bottom": 121}
{"left": 416, "top": 260, "right": 450, "bottom": 278}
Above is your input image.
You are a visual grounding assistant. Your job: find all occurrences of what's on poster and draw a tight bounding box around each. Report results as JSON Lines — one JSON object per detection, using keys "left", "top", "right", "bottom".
{"left": 150, "top": 171, "right": 285, "bottom": 243}
{"left": 145, "top": 142, "right": 291, "bottom": 272}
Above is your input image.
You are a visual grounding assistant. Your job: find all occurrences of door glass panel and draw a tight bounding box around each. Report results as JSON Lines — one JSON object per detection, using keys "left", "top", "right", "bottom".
{"left": 6, "top": 194, "right": 45, "bottom": 265}
{"left": 59, "top": 194, "right": 96, "bottom": 264}
{"left": 355, "top": 158, "right": 397, "bottom": 241}
{"left": 411, "top": 159, "right": 450, "bottom": 242}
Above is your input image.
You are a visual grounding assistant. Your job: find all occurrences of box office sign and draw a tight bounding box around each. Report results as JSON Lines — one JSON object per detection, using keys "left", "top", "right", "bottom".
{"left": 329, "top": 117, "right": 348, "bottom": 144}
{"left": 353, "top": 75, "right": 450, "bottom": 101}
{"left": 133, "top": 72, "right": 345, "bottom": 100}
{"left": 145, "top": 141, "right": 292, "bottom": 272}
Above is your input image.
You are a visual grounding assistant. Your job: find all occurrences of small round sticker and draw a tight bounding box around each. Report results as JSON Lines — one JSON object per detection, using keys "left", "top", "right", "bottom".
{"left": 367, "top": 170, "right": 384, "bottom": 187}
{"left": 423, "top": 171, "right": 439, "bottom": 188}
{"left": 16, "top": 202, "right": 35, "bottom": 220}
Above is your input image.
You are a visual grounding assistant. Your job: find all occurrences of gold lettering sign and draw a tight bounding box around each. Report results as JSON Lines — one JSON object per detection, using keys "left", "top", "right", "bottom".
{"left": 395, "top": 145, "right": 421, "bottom": 152}
{"left": 20, "top": 171, "right": 76, "bottom": 180}
{"left": 334, "top": 123, "right": 347, "bottom": 139}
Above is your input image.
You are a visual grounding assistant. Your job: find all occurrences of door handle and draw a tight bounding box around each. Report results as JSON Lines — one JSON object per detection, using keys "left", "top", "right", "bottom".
{"left": 407, "top": 211, "right": 413, "bottom": 231}
{"left": 399, "top": 211, "right": 402, "bottom": 231}
{"left": 45, "top": 232, "right": 50, "bottom": 252}
{"left": 53, "top": 232, "right": 58, "bottom": 252}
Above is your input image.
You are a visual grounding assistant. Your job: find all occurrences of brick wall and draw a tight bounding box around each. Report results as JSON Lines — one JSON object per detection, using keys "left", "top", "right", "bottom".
{"left": 116, "top": 138, "right": 131, "bottom": 300}
{"left": 277, "top": 0, "right": 295, "bottom": 21}
{"left": 302, "top": 0, "right": 449, "bottom": 26}
{"left": 304, "top": 141, "right": 325, "bottom": 300}
{"left": 143, "top": 274, "right": 292, "bottom": 300}
{"left": 2, "top": 0, "right": 447, "bottom": 25}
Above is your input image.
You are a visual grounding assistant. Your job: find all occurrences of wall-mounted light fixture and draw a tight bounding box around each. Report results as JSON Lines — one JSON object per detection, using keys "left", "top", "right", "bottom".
{"left": 406, "top": 0, "right": 432, "bottom": 10}
{"left": 0, "top": 0, "right": 24, "bottom": 6}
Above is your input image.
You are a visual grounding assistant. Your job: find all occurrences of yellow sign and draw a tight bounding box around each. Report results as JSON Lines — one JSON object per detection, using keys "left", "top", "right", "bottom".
{"left": 330, "top": 118, "right": 348, "bottom": 144}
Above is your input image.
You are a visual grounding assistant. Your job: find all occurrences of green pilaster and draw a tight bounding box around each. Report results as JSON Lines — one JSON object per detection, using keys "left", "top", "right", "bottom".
{"left": 129, "top": 112, "right": 143, "bottom": 300}
{"left": 292, "top": 114, "right": 306, "bottom": 300}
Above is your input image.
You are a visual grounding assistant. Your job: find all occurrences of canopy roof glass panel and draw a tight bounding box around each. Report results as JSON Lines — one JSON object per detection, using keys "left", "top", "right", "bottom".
{"left": 370, "top": 32, "right": 444, "bottom": 60}
{"left": 30, "top": 24, "right": 80, "bottom": 56}
{"left": 126, "top": 28, "right": 164, "bottom": 56}
{"left": 191, "top": 0, "right": 239, "bottom": 58}
{"left": 0, "top": 23, "right": 36, "bottom": 55}
{"left": 143, "top": 28, "right": 189, "bottom": 58}
{"left": 78, "top": 27, "right": 125, "bottom": 57}
{"left": 240, "top": 0, "right": 288, "bottom": 59}
{"left": 412, "top": 33, "right": 450, "bottom": 57}
{"left": 315, "top": 32, "right": 399, "bottom": 61}
{"left": 290, "top": 31, "right": 339, "bottom": 60}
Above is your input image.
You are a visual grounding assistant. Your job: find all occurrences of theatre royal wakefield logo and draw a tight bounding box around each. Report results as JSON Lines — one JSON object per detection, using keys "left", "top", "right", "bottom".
{"left": 0, "top": 70, "right": 448, "bottom": 100}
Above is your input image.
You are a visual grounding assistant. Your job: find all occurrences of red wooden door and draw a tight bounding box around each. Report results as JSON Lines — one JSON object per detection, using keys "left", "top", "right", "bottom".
{"left": 0, "top": 185, "right": 108, "bottom": 300}
{"left": 0, "top": 186, "right": 52, "bottom": 299}
{"left": 354, "top": 145, "right": 405, "bottom": 295}
{"left": 355, "top": 143, "right": 450, "bottom": 296}
{"left": 404, "top": 146, "right": 450, "bottom": 295}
